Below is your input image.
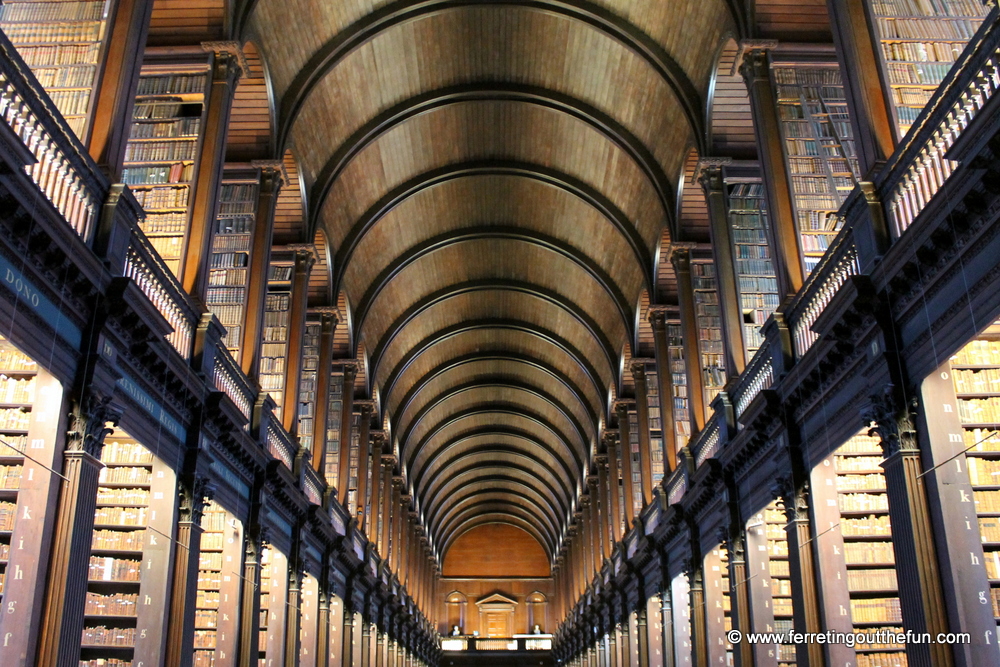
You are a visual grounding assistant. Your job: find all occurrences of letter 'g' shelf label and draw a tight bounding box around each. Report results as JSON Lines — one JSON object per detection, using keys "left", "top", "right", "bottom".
{"left": 0, "top": 256, "right": 81, "bottom": 347}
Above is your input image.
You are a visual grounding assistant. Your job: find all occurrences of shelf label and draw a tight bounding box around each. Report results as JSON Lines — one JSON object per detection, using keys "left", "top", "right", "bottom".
{"left": 0, "top": 257, "right": 81, "bottom": 347}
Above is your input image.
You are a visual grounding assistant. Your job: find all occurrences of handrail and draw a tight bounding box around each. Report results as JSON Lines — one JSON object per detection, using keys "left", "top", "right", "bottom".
{"left": 212, "top": 348, "right": 254, "bottom": 420}
{"left": 0, "top": 29, "right": 104, "bottom": 241}
{"left": 692, "top": 412, "right": 721, "bottom": 467}
{"left": 303, "top": 466, "right": 323, "bottom": 505}
{"left": 124, "top": 228, "right": 198, "bottom": 359}
{"left": 785, "top": 226, "right": 860, "bottom": 359}
{"left": 877, "top": 8, "right": 1000, "bottom": 237}
{"left": 266, "top": 419, "right": 296, "bottom": 469}
{"left": 732, "top": 349, "right": 774, "bottom": 419}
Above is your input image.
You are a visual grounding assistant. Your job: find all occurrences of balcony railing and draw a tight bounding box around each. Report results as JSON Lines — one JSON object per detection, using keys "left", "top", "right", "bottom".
{"left": 879, "top": 8, "right": 1000, "bottom": 237}
{"left": 266, "top": 419, "right": 296, "bottom": 469}
{"left": 212, "top": 348, "right": 254, "bottom": 420}
{"left": 441, "top": 636, "right": 553, "bottom": 652}
{"left": 0, "top": 29, "right": 103, "bottom": 241}
{"left": 732, "top": 350, "right": 774, "bottom": 420}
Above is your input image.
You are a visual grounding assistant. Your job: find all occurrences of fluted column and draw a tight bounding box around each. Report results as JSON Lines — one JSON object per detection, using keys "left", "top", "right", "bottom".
{"left": 615, "top": 401, "right": 637, "bottom": 527}
{"left": 670, "top": 247, "right": 707, "bottom": 431}
{"left": 380, "top": 457, "right": 395, "bottom": 558}
{"left": 740, "top": 43, "right": 804, "bottom": 297}
{"left": 237, "top": 526, "right": 264, "bottom": 667}
{"left": 342, "top": 605, "right": 355, "bottom": 667}
{"left": 630, "top": 360, "right": 655, "bottom": 506}
{"left": 337, "top": 362, "right": 359, "bottom": 504}
{"left": 369, "top": 431, "right": 386, "bottom": 543}
{"left": 595, "top": 454, "right": 614, "bottom": 558}
{"left": 648, "top": 307, "right": 679, "bottom": 471}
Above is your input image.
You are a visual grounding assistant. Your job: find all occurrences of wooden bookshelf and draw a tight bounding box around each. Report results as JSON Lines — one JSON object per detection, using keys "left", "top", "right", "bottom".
{"left": 85, "top": 430, "right": 175, "bottom": 666}
{"left": 772, "top": 65, "right": 860, "bottom": 276}
{"left": 324, "top": 370, "right": 343, "bottom": 489}
{"left": 259, "top": 546, "right": 288, "bottom": 667}
{"left": 763, "top": 502, "right": 796, "bottom": 667}
{"left": 124, "top": 68, "right": 208, "bottom": 278}
{"left": 297, "top": 319, "right": 321, "bottom": 459}
{"left": 346, "top": 411, "right": 361, "bottom": 514}
{"left": 725, "top": 180, "right": 779, "bottom": 361}
{"left": 667, "top": 323, "right": 691, "bottom": 450}
{"left": 834, "top": 433, "right": 906, "bottom": 666}
{"left": 949, "top": 331, "right": 1000, "bottom": 628}
{"left": 258, "top": 252, "right": 294, "bottom": 411}
{"left": 193, "top": 501, "right": 243, "bottom": 667}
{"left": 641, "top": 363, "right": 666, "bottom": 485}
{"left": 0, "top": 0, "right": 111, "bottom": 138}
{"left": 691, "top": 261, "right": 725, "bottom": 407}
{"left": 208, "top": 175, "right": 259, "bottom": 360}
{"left": 867, "top": 0, "right": 988, "bottom": 137}
{"left": 626, "top": 409, "right": 642, "bottom": 517}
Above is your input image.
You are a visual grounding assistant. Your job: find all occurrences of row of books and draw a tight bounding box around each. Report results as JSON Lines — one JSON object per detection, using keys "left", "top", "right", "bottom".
{"left": 969, "top": 458, "right": 1000, "bottom": 486}
{"left": 147, "top": 236, "right": 182, "bottom": 260}
{"left": 957, "top": 397, "right": 1000, "bottom": 423}
{"left": 0, "top": 501, "right": 15, "bottom": 530}
{"left": 0, "top": 348, "right": 36, "bottom": 371}
{"left": 989, "top": 552, "right": 1000, "bottom": 580}
{"left": 211, "top": 231, "right": 252, "bottom": 251}
{"left": 205, "top": 288, "right": 245, "bottom": 305}
{"left": 81, "top": 626, "right": 136, "bottom": 647}
{"left": 2, "top": 22, "right": 102, "bottom": 43}
{"left": 856, "top": 654, "right": 906, "bottom": 667}
{"left": 269, "top": 266, "right": 293, "bottom": 281}
{"left": 892, "top": 86, "right": 937, "bottom": 106}
{"left": 199, "top": 553, "right": 223, "bottom": 570}
{"left": 963, "top": 428, "right": 1000, "bottom": 451}
{"left": 137, "top": 74, "right": 206, "bottom": 97}
{"left": 848, "top": 568, "right": 899, "bottom": 592}
{"left": 736, "top": 259, "right": 775, "bottom": 276}
{"left": 80, "top": 659, "right": 131, "bottom": 667}
{"left": 122, "top": 163, "right": 195, "bottom": 186}
{"left": 732, "top": 228, "right": 767, "bottom": 245}
{"left": 976, "top": 490, "right": 1000, "bottom": 513}
{"left": 96, "top": 487, "right": 148, "bottom": 505}
{"left": 197, "top": 571, "right": 222, "bottom": 588}
{"left": 840, "top": 493, "right": 890, "bottom": 512}
{"left": 195, "top": 608, "right": 218, "bottom": 628}
{"left": 131, "top": 185, "right": 189, "bottom": 210}
{"left": 208, "top": 270, "right": 246, "bottom": 288}
{"left": 851, "top": 598, "right": 903, "bottom": 623}
{"left": 0, "top": 409, "right": 30, "bottom": 431}
{"left": 91, "top": 529, "right": 144, "bottom": 551}
{"left": 124, "top": 140, "right": 197, "bottom": 163}
{"left": 740, "top": 292, "right": 780, "bottom": 309}
{"left": 952, "top": 340, "right": 1000, "bottom": 366}
{"left": 130, "top": 117, "right": 201, "bottom": 138}
{"left": 842, "top": 514, "right": 893, "bottom": 536}
{"left": 790, "top": 175, "right": 833, "bottom": 194}
{"left": 94, "top": 506, "right": 147, "bottom": 527}
{"left": 210, "top": 252, "right": 248, "bottom": 269}
{"left": 876, "top": 16, "right": 980, "bottom": 40}
{"left": 98, "top": 467, "right": 151, "bottom": 487}
{"left": 979, "top": 517, "right": 1000, "bottom": 542}
{"left": 797, "top": 208, "right": 842, "bottom": 232}
{"left": 734, "top": 244, "right": 770, "bottom": 260}
{"left": 800, "top": 234, "right": 834, "bottom": 253}
{"left": 0, "top": 1, "right": 105, "bottom": 23}
{"left": 836, "top": 455, "right": 884, "bottom": 472}
{"left": 31, "top": 64, "right": 95, "bottom": 89}
{"left": 738, "top": 276, "right": 779, "bottom": 293}
{"left": 870, "top": 0, "right": 986, "bottom": 18}
{"left": 138, "top": 212, "right": 186, "bottom": 234}
{"left": 133, "top": 101, "right": 200, "bottom": 120}
{"left": 837, "top": 473, "right": 887, "bottom": 491}
{"left": 0, "top": 465, "right": 22, "bottom": 490}
{"left": 886, "top": 61, "right": 952, "bottom": 85}
{"left": 219, "top": 183, "right": 258, "bottom": 206}
{"left": 47, "top": 88, "right": 92, "bottom": 115}
{"left": 85, "top": 592, "right": 138, "bottom": 617}
{"left": 952, "top": 367, "right": 1000, "bottom": 393}
{"left": 0, "top": 376, "right": 34, "bottom": 403}
{"left": 15, "top": 42, "right": 99, "bottom": 67}
{"left": 844, "top": 541, "right": 896, "bottom": 564}
{"left": 882, "top": 39, "right": 963, "bottom": 63}
{"left": 89, "top": 556, "right": 141, "bottom": 582}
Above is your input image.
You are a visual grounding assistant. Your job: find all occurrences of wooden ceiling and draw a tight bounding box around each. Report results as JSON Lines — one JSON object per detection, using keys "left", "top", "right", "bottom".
{"left": 228, "top": 0, "right": 824, "bottom": 563}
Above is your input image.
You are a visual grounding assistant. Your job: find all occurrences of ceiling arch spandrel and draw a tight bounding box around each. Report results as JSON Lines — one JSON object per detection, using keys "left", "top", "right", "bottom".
{"left": 315, "top": 101, "right": 667, "bottom": 261}
{"left": 341, "top": 174, "right": 646, "bottom": 312}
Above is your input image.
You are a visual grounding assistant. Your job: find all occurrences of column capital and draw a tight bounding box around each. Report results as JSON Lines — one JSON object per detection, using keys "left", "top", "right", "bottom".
{"left": 67, "top": 392, "right": 121, "bottom": 458}
{"left": 629, "top": 358, "right": 653, "bottom": 378}
{"left": 601, "top": 429, "right": 619, "bottom": 447}
{"left": 371, "top": 430, "right": 387, "bottom": 448}
{"left": 593, "top": 454, "right": 609, "bottom": 467}
{"left": 392, "top": 477, "right": 406, "bottom": 489}
{"left": 586, "top": 474, "right": 599, "bottom": 488}
{"left": 356, "top": 399, "right": 376, "bottom": 416}
{"left": 861, "top": 384, "right": 919, "bottom": 457}
{"left": 286, "top": 242, "right": 317, "bottom": 270}
{"left": 311, "top": 305, "right": 341, "bottom": 323}
{"left": 613, "top": 399, "right": 635, "bottom": 416}
{"left": 739, "top": 41, "right": 778, "bottom": 85}
{"left": 201, "top": 40, "right": 249, "bottom": 79}
{"left": 341, "top": 361, "right": 360, "bottom": 378}
{"left": 251, "top": 159, "right": 288, "bottom": 189}
{"left": 696, "top": 158, "right": 731, "bottom": 193}
{"left": 646, "top": 305, "right": 674, "bottom": 329}
{"left": 382, "top": 454, "right": 397, "bottom": 467}
{"left": 667, "top": 243, "right": 697, "bottom": 270}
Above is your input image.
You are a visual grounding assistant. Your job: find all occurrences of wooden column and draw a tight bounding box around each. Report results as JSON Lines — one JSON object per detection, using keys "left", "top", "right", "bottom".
{"left": 336, "top": 362, "right": 359, "bottom": 505}
{"left": 164, "top": 477, "right": 212, "bottom": 667}
{"left": 399, "top": 499, "right": 412, "bottom": 583}
{"left": 698, "top": 161, "right": 747, "bottom": 376}
{"left": 36, "top": 395, "right": 120, "bottom": 667}
{"left": 380, "top": 457, "right": 395, "bottom": 558}
{"left": 391, "top": 478, "right": 404, "bottom": 573}
{"left": 361, "top": 617, "right": 373, "bottom": 667}
{"left": 618, "top": 620, "right": 630, "bottom": 667}
{"left": 636, "top": 607, "right": 649, "bottom": 667}
{"left": 603, "top": 431, "right": 623, "bottom": 543}
{"left": 182, "top": 43, "right": 243, "bottom": 301}
{"left": 688, "top": 565, "right": 707, "bottom": 667}
{"left": 354, "top": 401, "right": 374, "bottom": 527}
{"left": 615, "top": 401, "right": 637, "bottom": 528}
{"left": 727, "top": 535, "right": 753, "bottom": 667}
{"left": 237, "top": 520, "right": 265, "bottom": 666}
{"left": 596, "top": 454, "right": 614, "bottom": 558}
{"left": 865, "top": 391, "right": 953, "bottom": 667}
{"left": 630, "top": 360, "right": 655, "bottom": 506}
{"left": 342, "top": 605, "right": 355, "bottom": 667}
{"left": 241, "top": 162, "right": 285, "bottom": 377}
{"left": 368, "top": 431, "right": 386, "bottom": 541}
{"left": 284, "top": 559, "right": 304, "bottom": 667}
{"left": 670, "top": 247, "right": 707, "bottom": 431}
{"left": 659, "top": 590, "right": 673, "bottom": 667}
{"left": 827, "top": 0, "right": 897, "bottom": 176}
{"left": 309, "top": 308, "right": 339, "bottom": 471}
{"left": 740, "top": 43, "right": 804, "bottom": 298}
{"left": 282, "top": 245, "right": 316, "bottom": 432}
{"left": 87, "top": 0, "right": 153, "bottom": 177}
{"left": 648, "top": 307, "right": 679, "bottom": 471}
{"left": 608, "top": 627, "right": 618, "bottom": 667}
{"left": 317, "top": 576, "right": 330, "bottom": 667}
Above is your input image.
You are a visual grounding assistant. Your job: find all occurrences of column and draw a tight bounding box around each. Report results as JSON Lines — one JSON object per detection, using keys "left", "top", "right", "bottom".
{"left": 164, "top": 476, "right": 213, "bottom": 667}
{"left": 362, "top": 617, "right": 372, "bottom": 667}
{"left": 399, "top": 499, "right": 412, "bottom": 583}
{"left": 182, "top": 43, "right": 243, "bottom": 300}
{"left": 87, "top": 0, "right": 153, "bottom": 177}
{"left": 317, "top": 579, "right": 330, "bottom": 667}
{"left": 648, "top": 307, "right": 680, "bottom": 471}
{"left": 698, "top": 161, "right": 746, "bottom": 376}
{"left": 865, "top": 390, "right": 953, "bottom": 667}
{"left": 285, "top": 559, "right": 304, "bottom": 667}
{"left": 241, "top": 162, "right": 285, "bottom": 377}
{"left": 740, "top": 42, "right": 804, "bottom": 297}
{"left": 670, "top": 247, "right": 707, "bottom": 431}
{"left": 380, "top": 457, "right": 395, "bottom": 558}
{"left": 615, "top": 401, "right": 637, "bottom": 528}
{"left": 342, "top": 605, "right": 355, "bottom": 667}
{"left": 596, "top": 455, "right": 614, "bottom": 558}
{"left": 636, "top": 607, "right": 649, "bottom": 667}
{"left": 608, "top": 627, "right": 618, "bottom": 667}
{"left": 659, "top": 591, "right": 673, "bottom": 667}
{"left": 355, "top": 401, "right": 374, "bottom": 527}
{"left": 588, "top": 475, "right": 605, "bottom": 565}
{"left": 237, "top": 522, "right": 265, "bottom": 666}
{"left": 36, "top": 394, "right": 120, "bottom": 667}
{"left": 282, "top": 245, "right": 316, "bottom": 432}
{"left": 580, "top": 496, "right": 594, "bottom": 580}
{"left": 603, "top": 431, "right": 623, "bottom": 544}
{"left": 827, "top": 0, "right": 897, "bottom": 176}
{"left": 688, "top": 563, "right": 707, "bottom": 667}
{"left": 369, "top": 432, "right": 385, "bottom": 543}
{"left": 309, "top": 309, "right": 339, "bottom": 470}
{"left": 390, "top": 478, "right": 404, "bottom": 572}
{"left": 630, "top": 360, "right": 655, "bottom": 506}
{"left": 337, "top": 362, "right": 359, "bottom": 506}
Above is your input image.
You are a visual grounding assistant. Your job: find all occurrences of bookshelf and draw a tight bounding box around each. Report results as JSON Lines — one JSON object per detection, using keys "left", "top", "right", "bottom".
{"left": 193, "top": 501, "right": 243, "bottom": 667}
{"left": 691, "top": 261, "right": 725, "bottom": 408}
{"left": 208, "top": 176, "right": 259, "bottom": 360}
{"left": 123, "top": 68, "right": 208, "bottom": 278}
{"left": 324, "top": 370, "right": 343, "bottom": 489}
{"left": 85, "top": 430, "right": 174, "bottom": 666}
{"left": 867, "top": 0, "right": 988, "bottom": 137}
{"left": 772, "top": 65, "right": 860, "bottom": 275}
{"left": 297, "top": 320, "right": 321, "bottom": 459}
{"left": 725, "top": 180, "right": 779, "bottom": 361}
{"left": 0, "top": 0, "right": 111, "bottom": 138}
{"left": 703, "top": 544, "right": 734, "bottom": 666}
{"left": 642, "top": 364, "right": 665, "bottom": 485}
{"left": 667, "top": 323, "right": 691, "bottom": 451}
{"left": 259, "top": 254, "right": 294, "bottom": 411}
{"left": 627, "top": 410, "right": 642, "bottom": 517}
{"left": 346, "top": 412, "right": 360, "bottom": 514}
{"left": 949, "top": 331, "right": 1000, "bottom": 628}
{"left": 259, "top": 546, "right": 288, "bottom": 667}
{"left": 834, "top": 432, "right": 906, "bottom": 666}
{"left": 763, "top": 502, "right": 796, "bottom": 667}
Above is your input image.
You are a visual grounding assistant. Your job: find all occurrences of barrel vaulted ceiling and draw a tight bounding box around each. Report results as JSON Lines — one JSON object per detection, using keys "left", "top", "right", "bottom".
{"left": 245, "top": 0, "right": 737, "bottom": 563}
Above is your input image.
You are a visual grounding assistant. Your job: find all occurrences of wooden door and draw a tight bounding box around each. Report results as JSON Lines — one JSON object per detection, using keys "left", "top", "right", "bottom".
{"left": 485, "top": 612, "right": 509, "bottom": 637}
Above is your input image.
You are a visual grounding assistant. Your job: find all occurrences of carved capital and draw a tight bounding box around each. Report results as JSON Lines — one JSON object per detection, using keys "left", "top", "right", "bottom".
{"left": 286, "top": 243, "right": 317, "bottom": 273}
{"left": 179, "top": 475, "right": 217, "bottom": 524}
{"left": 613, "top": 400, "right": 635, "bottom": 419}
{"left": 738, "top": 40, "right": 778, "bottom": 86}
{"left": 356, "top": 399, "right": 376, "bottom": 417}
{"left": 697, "top": 159, "right": 731, "bottom": 194}
{"left": 251, "top": 159, "right": 288, "bottom": 191}
{"left": 342, "top": 361, "right": 360, "bottom": 379}
{"left": 771, "top": 475, "right": 809, "bottom": 522}
{"left": 861, "top": 384, "right": 919, "bottom": 457}
{"left": 630, "top": 358, "right": 652, "bottom": 383}
{"left": 201, "top": 41, "right": 248, "bottom": 81}
{"left": 312, "top": 306, "right": 341, "bottom": 328}
{"left": 601, "top": 429, "right": 619, "bottom": 449}
{"left": 67, "top": 393, "right": 121, "bottom": 458}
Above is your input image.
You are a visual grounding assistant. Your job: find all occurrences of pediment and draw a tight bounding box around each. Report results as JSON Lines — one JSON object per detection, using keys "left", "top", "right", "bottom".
{"left": 476, "top": 593, "right": 519, "bottom": 608}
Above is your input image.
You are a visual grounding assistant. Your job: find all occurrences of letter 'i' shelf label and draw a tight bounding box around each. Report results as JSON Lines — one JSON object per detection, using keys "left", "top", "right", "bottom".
{"left": 0, "top": 257, "right": 82, "bottom": 347}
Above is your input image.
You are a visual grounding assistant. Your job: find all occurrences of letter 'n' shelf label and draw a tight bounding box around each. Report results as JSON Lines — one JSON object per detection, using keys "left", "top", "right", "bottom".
{"left": 0, "top": 256, "right": 81, "bottom": 347}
